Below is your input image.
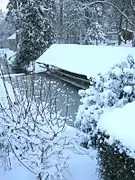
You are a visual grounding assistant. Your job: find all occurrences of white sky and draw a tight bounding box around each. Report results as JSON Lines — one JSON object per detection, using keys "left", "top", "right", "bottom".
{"left": 0, "top": 0, "right": 9, "bottom": 11}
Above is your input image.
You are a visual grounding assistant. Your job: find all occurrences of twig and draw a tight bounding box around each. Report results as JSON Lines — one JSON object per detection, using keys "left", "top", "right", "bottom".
{"left": 8, "top": 139, "right": 37, "bottom": 175}
{"left": 77, "top": 0, "right": 135, "bottom": 28}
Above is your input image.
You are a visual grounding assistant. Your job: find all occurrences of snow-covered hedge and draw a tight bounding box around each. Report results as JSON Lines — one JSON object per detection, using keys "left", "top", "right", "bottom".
{"left": 75, "top": 55, "right": 135, "bottom": 179}
{"left": 97, "top": 102, "right": 135, "bottom": 180}
{"left": 75, "top": 55, "right": 135, "bottom": 140}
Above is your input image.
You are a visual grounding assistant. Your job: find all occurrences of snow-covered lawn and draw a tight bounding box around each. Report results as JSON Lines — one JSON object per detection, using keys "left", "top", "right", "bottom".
{"left": 37, "top": 44, "right": 135, "bottom": 78}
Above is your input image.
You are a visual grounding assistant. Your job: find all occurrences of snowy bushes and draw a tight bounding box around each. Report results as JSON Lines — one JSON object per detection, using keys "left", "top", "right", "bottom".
{"left": 75, "top": 55, "right": 135, "bottom": 179}
{"left": 97, "top": 140, "right": 135, "bottom": 180}
{"left": 97, "top": 101, "right": 135, "bottom": 180}
{"left": 0, "top": 73, "right": 73, "bottom": 180}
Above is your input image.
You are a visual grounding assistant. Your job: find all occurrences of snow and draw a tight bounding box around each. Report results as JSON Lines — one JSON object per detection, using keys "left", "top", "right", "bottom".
{"left": 35, "top": 63, "right": 48, "bottom": 73}
{"left": 4, "top": 48, "right": 15, "bottom": 59}
{"left": 36, "top": 44, "right": 135, "bottom": 78}
{"left": 123, "top": 86, "right": 133, "bottom": 94}
{"left": 0, "top": 78, "right": 14, "bottom": 102}
{"left": 2, "top": 73, "right": 25, "bottom": 78}
{"left": 120, "top": 41, "right": 133, "bottom": 47}
{"left": 0, "top": 167, "right": 35, "bottom": 180}
{"left": 64, "top": 126, "right": 98, "bottom": 180}
{"left": 0, "top": 48, "right": 15, "bottom": 59}
{"left": 7, "top": 33, "right": 16, "bottom": 40}
{"left": 0, "top": 126, "right": 98, "bottom": 180}
{"left": 98, "top": 101, "right": 135, "bottom": 158}
{"left": 27, "top": 62, "right": 47, "bottom": 73}
{"left": 69, "top": 151, "right": 97, "bottom": 180}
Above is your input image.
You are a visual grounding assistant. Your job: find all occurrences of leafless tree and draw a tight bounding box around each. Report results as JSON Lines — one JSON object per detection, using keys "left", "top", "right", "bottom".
{"left": 0, "top": 66, "right": 77, "bottom": 180}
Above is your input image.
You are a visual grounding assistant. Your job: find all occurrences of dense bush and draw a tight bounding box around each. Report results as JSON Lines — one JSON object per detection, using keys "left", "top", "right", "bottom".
{"left": 75, "top": 55, "right": 135, "bottom": 179}
{"left": 97, "top": 139, "right": 135, "bottom": 180}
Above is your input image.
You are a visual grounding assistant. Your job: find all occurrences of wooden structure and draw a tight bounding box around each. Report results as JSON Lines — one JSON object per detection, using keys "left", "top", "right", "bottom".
{"left": 7, "top": 33, "right": 16, "bottom": 51}
{"left": 36, "top": 62, "right": 90, "bottom": 89}
{"left": 106, "top": 28, "right": 134, "bottom": 45}
{"left": 119, "top": 28, "right": 134, "bottom": 44}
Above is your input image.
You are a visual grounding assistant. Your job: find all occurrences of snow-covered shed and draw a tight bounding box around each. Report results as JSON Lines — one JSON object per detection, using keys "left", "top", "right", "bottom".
{"left": 37, "top": 44, "right": 135, "bottom": 78}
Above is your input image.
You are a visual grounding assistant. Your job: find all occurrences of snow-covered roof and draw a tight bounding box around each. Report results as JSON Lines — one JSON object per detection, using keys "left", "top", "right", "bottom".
{"left": 37, "top": 44, "right": 135, "bottom": 78}
{"left": 98, "top": 102, "right": 135, "bottom": 158}
{"left": 8, "top": 33, "right": 16, "bottom": 40}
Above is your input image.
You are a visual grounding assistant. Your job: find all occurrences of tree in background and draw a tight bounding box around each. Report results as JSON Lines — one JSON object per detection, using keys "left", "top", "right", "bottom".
{"left": 55, "top": 0, "right": 135, "bottom": 45}
{"left": 0, "top": 10, "right": 15, "bottom": 48}
{"left": 6, "top": 0, "right": 21, "bottom": 32}
{"left": 82, "top": 2, "right": 106, "bottom": 45}
{"left": 5, "top": 0, "right": 135, "bottom": 71}
{"left": 6, "top": 0, "right": 56, "bottom": 70}
{"left": 15, "top": 0, "right": 56, "bottom": 69}
{"left": 55, "top": 0, "right": 106, "bottom": 45}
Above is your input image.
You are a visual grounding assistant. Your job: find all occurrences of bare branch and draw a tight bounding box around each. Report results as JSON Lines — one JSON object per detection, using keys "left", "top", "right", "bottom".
{"left": 8, "top": 140, "right": 36, "bottom": 175}
{"left": 130, "top": 0, "right": 135, "bottom": 14}
{"left": 77, "top": 0, "right": 135, "bottom": 28}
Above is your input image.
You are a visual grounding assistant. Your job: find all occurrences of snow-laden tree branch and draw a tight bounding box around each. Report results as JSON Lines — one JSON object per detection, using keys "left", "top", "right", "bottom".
{"left": 0, "top": 70, "right": 77, "bottom": 180}
{"left": 76, "top": 0, "right": 135, "bottom": 28}
{"left": 130, "top": 0, "right": 135, "bottom": 14}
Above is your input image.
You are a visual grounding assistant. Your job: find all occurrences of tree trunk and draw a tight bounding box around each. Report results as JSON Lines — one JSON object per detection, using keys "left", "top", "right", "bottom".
{"left": 118, "top": 14, "right": 123, "bottom": 45}
{"left": 125, "top": 20, "right": 128, "bottom": 44}
{"left": 59, "top": 0, "right": 64, "bottom": 43}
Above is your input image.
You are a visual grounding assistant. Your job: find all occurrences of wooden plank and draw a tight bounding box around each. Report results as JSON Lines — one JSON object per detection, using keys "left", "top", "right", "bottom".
{"left": 51, "top": 73, "right": 89, "bottom": 89}
{"left": 56, "top": 70, "right": 90, "bottom": 83}
{"left": 60, "top": 68, "right": 87, "bottom": 79}
{"left": 36, "top": 62, "right": 88, "bottom": 79}
{"left": 36, "top": 62, "right": 91, "bottom": 89}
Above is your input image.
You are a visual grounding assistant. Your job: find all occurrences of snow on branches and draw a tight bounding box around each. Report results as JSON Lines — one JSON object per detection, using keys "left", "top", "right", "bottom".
{"left": 75, "top": 55, "right": 135, "bottom": 146}
{"left": 0, "top": 74, "right": 74, "bottom": 180}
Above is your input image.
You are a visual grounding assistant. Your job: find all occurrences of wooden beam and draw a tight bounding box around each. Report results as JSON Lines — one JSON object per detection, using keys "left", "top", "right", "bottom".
{"left": 56, "top": 70, "right": 90, "bottom": 83}
{"left": 51, "top": 73, "right": 89, "bottom": 89}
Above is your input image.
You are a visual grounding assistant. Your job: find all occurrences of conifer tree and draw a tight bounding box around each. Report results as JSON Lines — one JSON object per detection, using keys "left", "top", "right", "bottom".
{"left": 6, "top": 0, "right": 56, "bottom": 69}
{"left": 17, "top": 0, "right": 56, "bottom": 67}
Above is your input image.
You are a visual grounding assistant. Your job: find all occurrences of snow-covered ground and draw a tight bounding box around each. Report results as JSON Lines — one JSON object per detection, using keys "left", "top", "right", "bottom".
{"left": 0, "top": 167, "right": 35, "bottom": 180}
{"left": 0, "top": 78, "right": 14, "bottom": 101}
{"left": 2, "top": 44, "right": 135, "bottom": 179}
{"left": 0, "top": 48, "right": 15, "bottom": 59}
{"left": 0, "top": 77, "right": 98, "bottom": 180}
{"left": 0, "top": 126, "right": 98, "bottom": 180}
{"left": 98, "top": 101, "right": 135, "bottom": 158}
{"left": 0, "top": 148, "right": 98, "bottom": 180}
{"left": 0, "top": 48, "right": 45, "bottom": 74}
{"left": 37, "top": 44, "right": 135, "bottom": 78}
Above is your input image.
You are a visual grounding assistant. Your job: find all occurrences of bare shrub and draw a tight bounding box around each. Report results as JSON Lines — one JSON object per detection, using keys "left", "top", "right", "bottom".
{"left": 0, "top": 68, "right": 74, "bottom": 180}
